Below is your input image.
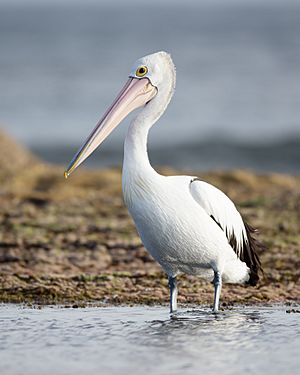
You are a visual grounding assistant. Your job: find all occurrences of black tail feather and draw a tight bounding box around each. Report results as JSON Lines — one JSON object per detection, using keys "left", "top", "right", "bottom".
{"left": 210, "top": 214, "right": 265, "bottom": 286}
{"left": 240, "top": 222, "right": 265, "bottom": 286}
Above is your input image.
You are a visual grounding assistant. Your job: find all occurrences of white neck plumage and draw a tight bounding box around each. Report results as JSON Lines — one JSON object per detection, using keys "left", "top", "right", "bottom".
{"left": 123, "top": 69, "right": 176, "bottom": 179}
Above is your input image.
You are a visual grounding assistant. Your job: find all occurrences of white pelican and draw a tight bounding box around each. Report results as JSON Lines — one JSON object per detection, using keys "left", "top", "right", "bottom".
{"left": 65, "top": 51, "right": 263, "bottom": 313}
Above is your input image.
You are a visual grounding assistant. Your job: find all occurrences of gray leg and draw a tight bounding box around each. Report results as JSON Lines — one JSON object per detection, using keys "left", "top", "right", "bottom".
{"left": 213, "top": 271, "right": 222, "bottom": 312}
{"left": 168, "top": 276, "right": 178, "bottom": 313}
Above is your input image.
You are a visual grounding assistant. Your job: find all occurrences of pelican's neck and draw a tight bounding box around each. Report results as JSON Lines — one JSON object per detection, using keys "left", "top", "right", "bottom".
{"left": 123, "top": 78, "right": 175, "bottom": 178}
{"left": 123, "top": 115, "right": 152, "bottom": 173}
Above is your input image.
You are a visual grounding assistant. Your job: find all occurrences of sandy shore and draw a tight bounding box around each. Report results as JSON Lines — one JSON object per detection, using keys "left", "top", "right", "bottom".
{"left": 0, "top": 131, "right": 299, "bottom": 306}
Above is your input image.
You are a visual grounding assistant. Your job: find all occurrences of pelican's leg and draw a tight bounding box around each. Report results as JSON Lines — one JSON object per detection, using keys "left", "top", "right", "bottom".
{"left": 168, "top": 276, "right": 178, "bottom": 314}
{"left": 213, "top": 271, "right": 222, "bottom": 313}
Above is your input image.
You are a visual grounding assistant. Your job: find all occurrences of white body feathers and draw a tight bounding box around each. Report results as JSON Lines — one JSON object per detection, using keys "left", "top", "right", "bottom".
{"left": 123, "top": 170, "right": 250, "bottom": 284}
{"left": 121, "top": 51, "right": 251, "bottom": 285}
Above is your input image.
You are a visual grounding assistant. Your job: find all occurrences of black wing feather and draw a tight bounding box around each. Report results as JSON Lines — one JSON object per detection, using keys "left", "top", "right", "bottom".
{"left": 210, "top": 215, "right": 264, "bottom": 286}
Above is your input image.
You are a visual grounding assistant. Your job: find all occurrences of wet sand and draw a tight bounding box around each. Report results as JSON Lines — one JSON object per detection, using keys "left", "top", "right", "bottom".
{"left": 0, "top": 131, "right": 299, "bottom": 306}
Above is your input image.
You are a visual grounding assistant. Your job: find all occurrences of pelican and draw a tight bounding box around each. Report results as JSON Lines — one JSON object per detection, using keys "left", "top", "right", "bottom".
{"left": 65, "top": 51, "right": 263, "bottom": 313}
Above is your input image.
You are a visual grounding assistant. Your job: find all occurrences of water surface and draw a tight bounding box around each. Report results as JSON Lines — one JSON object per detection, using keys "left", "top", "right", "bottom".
{"left": 0, "top": 305, "right": 299, "bottom": 375}
{"left": 0, "top": 2, "right": 300, "bottom": 172}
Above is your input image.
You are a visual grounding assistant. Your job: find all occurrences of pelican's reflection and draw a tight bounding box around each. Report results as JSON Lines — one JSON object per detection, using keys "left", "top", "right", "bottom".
{"left": 127, "top": 307, "right": 264, "bottom": 355}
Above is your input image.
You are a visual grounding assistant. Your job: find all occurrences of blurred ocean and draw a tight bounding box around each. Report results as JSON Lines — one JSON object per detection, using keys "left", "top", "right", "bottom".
{"left": 0, "top": 1, "right": 299, "bottom": 173}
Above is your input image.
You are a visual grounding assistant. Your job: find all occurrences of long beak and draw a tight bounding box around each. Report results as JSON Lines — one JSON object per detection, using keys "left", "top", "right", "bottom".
{"left": 64, "top": 77, "right": 157, "bottom": 178}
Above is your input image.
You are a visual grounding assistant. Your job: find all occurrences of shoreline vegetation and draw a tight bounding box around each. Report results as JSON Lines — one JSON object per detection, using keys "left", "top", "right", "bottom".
{"left": 0, "top": 130, "right": 299, "bottom": 306}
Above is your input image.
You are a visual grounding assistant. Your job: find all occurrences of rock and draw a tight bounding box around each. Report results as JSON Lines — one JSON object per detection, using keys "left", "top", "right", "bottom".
{"left": 0, "top": 129, "right": 39, "bottom": 179}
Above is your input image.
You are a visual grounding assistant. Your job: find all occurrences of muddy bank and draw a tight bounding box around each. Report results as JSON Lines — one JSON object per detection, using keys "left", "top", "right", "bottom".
{"left": 0, "top": 131, "right": 299, "bottom": 305}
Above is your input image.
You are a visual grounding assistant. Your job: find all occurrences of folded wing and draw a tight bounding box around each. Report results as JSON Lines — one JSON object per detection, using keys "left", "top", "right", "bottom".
{"left": 189, "top": 178, "right": 263, "bottom": 285}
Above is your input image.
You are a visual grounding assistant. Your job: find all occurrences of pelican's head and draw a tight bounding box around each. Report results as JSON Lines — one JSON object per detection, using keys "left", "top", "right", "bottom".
{"left": 64, "top": 51, "right": 175, "bottom": 178}
{"left": 129, "top": 51, "right": 176, "bottom": 92}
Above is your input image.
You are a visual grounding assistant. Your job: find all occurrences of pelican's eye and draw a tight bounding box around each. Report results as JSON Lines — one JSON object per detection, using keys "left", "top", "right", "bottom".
{"left": 136, "top": 65, "right": 148, "bottom": 77}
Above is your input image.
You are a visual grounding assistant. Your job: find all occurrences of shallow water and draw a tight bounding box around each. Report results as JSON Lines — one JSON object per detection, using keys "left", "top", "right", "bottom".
{"left": 0, "top": 305, "right": 299, "bottom": 375}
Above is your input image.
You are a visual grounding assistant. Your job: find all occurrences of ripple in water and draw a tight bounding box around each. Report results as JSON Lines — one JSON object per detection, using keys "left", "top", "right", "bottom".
{"left": 0, "top": 305, "right": 299, "bottom": 375}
